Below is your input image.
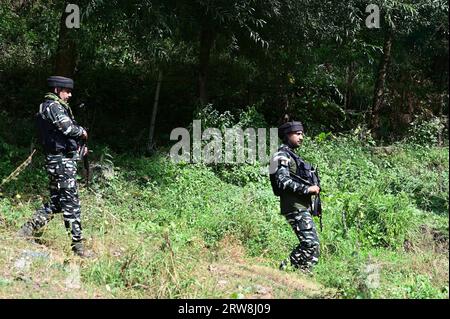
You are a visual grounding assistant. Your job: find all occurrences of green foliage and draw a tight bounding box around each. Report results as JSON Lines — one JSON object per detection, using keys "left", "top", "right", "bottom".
{"left": 1, "top": 0, "right": 448, "bottom": 146}
{"left": 291, "top": 64, "right": 346, "bottom": 131}
{"left": 1, "top": 133, "right": 448, "bottom": 298}
{"left": 387, "top": 274, "right": 448, "bottom": 299}
{"left": 194, "top": 104, "right": 236, "bottom": 130}
{"left": 237, "top": 103, "right": 268, "bottom": 129}
{"left": 0, "top": 1, "right": 59, "bottom": 67}
{"left": 0, "top": 0, "right": 448, "bottom": 299}
{"left": 338, "top": 191, "right": 416, "bottom": 248}
{"left": 194, "top": 104, "right": 271, "bottom": 186}
{"left": 314, "top": 253, "right": 368, "bottom": 299}
{"left": 406, "top": 116, "right": 448, "bottom": 146}
{"left": 110, "top": 134, "right": 442, "bottom": 297}
{"left": 212, "top": 163, "right": 266, "bottom": 187}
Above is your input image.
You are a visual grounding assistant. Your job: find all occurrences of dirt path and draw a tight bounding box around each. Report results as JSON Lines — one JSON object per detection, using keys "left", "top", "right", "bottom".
{"left": 0, "top": 231, "right": 336, "bottom": 299}
{"left": 196, "top": 236, "right": 338, "bottom": 299}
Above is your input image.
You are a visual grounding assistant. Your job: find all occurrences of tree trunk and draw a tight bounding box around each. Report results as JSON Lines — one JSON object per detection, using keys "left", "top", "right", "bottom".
{"left": 438, "top": 93, "right": 444, "bottom": 146}
{"left": 371, "top": 30, "right": 393, "bottom": 139}
{"left": 198, "top": 25, "right": 215, "bottom": 105}
{"left": 147, "top": 69, "right": 163, "bottom": 152}
{"left": 344, "top": 61, "right": 356, "bottom": 110}
{"left": 54, "top": 2, "right": 78, "bottom": 77}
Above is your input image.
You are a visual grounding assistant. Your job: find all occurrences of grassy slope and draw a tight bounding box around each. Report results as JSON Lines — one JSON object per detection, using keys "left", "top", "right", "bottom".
{"left": 0, "top": 136, "right": 448, "bottom": 299}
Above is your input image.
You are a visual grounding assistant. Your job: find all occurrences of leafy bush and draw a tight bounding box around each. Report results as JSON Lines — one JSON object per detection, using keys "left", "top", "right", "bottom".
{"left": 194, "top": 103, "right": 235, "bottom": 130}
{"left": 1, "top": 117, "right": 448, "bottom": 298}
{"left": 237, "top": 103, "right": 268, "bottom": 129}
{"left": 406, "top": 116, "right": 447, "bottom": 146}
{"left": 339, "top": 191, "right": 416, "bottom": 248}
{"left": 193, "top": 104, "right": 273, "bottom": 186}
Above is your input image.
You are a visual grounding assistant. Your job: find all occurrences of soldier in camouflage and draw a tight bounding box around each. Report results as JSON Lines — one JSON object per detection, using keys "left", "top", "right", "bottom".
{"left": 17, "top": 76, "right": 92, "bottom": 258}
{"left": 271, "top": 121, "right": 320, "bottom": 271}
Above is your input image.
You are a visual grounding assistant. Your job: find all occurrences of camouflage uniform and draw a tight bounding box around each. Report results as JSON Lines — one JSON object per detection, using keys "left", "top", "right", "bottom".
{"left": 272, "top": 144, "right": 320, "bottom": 270}
{"left": 20, "top": 92, "right": 85, "bottom": 246}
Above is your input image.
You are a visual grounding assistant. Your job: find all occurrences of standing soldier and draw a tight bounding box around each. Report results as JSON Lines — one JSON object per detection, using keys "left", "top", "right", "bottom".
{"left": 18, "top": 76, "right": 92, "bottom": 258}
{"left": 270, "top": 121, "right": 320, "bottom": 272}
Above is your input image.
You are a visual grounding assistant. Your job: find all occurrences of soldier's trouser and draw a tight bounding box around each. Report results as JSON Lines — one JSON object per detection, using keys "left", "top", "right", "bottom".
{"left": 284, "top": 209, "right": 320, "bottom": 269}
{"left": 31, "top": 155, "right": 82, "bottom": 243}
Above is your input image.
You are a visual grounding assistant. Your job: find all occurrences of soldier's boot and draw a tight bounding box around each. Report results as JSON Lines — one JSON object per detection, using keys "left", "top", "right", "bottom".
{"left": 71, "top": 241, "right": 94, "bottom": 259}
{"left": 279, "top": 259, "right": 289, "bottom": 271}
{"left": 17, "top": 210, "right": 50, "bottom": 241}
{"left": 17, "top": 221, "right": 36, "bottom": 240}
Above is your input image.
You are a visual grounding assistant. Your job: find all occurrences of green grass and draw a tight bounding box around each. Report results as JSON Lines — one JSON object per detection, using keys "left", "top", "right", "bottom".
{"left": 0, "top": 134, "right": 448, "bottom": 299}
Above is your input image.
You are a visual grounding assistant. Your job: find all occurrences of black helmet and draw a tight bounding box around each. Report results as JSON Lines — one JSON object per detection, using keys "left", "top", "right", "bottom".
{"left": 278, "top": 121, "right": 304, "bottom": 140}
{"left": 47, "top": 76, "right": 74, "bottom": 89}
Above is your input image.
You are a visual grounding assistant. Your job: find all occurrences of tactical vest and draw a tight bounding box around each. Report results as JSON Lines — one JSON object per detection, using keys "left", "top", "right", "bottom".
{"left": 271, "top": 146, "right": 314, "bottom": 195}
{"left": 283, "top": 147, "right": 315, "bottom": 185}
{"left": 271, "top": 145, "right": 322, "bottom": 215}
{"left": 36, "top": 100, "right": 78, "bottom": 155}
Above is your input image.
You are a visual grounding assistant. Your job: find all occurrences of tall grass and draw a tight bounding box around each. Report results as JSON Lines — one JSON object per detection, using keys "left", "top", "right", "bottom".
{"left": 1, "top": 132, "right": 448, "bottom": 298}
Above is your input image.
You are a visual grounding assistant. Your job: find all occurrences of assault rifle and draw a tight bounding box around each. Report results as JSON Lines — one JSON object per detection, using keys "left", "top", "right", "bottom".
{"left": 290, "top": 168, "right": 323, "bottom": 232}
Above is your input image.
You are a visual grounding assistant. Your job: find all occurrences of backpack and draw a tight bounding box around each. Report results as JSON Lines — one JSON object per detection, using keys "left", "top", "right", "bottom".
{"left": 270, "top": 173, "right": 282, "bottom": 197}
{"left": 269, "top": 148, "right": 292, "bottom": 197}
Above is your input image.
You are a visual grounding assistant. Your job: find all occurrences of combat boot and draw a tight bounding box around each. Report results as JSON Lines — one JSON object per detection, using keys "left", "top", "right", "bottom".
{"left": 17, "top": 221, "right": 36, "bottom": 240}
{"left": 17, "top": 211, "right": 50, "bottom": 241}
{"left": 71, "top": 241, "right": 94, "bottom": 259}
{"left": 279, "top": 259, "right": 289, "bottom": 271}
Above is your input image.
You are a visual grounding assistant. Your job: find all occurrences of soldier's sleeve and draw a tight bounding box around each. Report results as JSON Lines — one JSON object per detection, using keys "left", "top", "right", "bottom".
{"left": 273, "top": 150, "right": 310, "bottom": 195}
{"left": 46, "top": 102, "right": 85, "bottom": 138}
